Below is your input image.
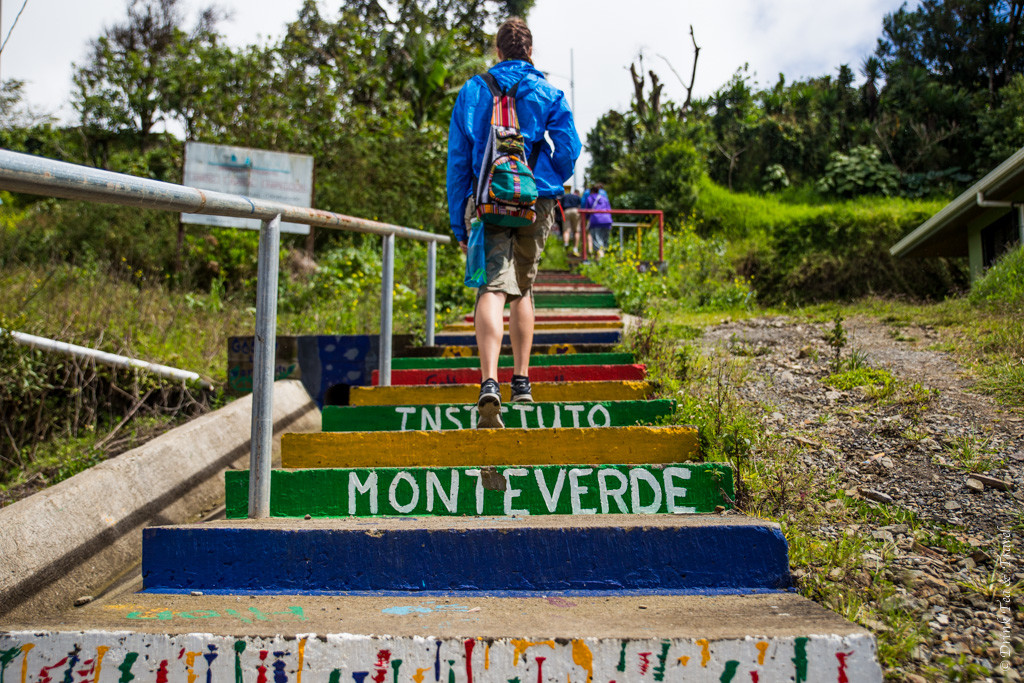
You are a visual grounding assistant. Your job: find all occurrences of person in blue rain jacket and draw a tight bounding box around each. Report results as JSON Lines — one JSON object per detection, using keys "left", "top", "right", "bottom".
{"left": 446, "top": 17, "right": 581, "bottom": 428}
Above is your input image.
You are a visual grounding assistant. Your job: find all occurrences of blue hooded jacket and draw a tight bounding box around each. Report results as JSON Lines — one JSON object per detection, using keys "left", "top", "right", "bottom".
{"left": 447, "top": 60, "right": 581, "bottom": 243}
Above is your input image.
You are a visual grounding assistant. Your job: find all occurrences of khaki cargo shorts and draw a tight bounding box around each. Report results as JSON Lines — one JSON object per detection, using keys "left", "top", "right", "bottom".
{"left": 464, "top": 198, "right": 556, "bottom": 302}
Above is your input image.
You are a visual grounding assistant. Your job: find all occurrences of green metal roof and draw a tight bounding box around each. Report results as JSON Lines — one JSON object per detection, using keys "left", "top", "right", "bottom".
{"left": 890, "top": 145, "right": 1024, "bottom": 258}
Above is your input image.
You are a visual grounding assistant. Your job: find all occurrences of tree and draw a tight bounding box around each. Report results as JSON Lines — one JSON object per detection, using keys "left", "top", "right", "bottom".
{"left": 876, "top": 0, "right": 1024, "bottom": 98}
{"left": 587, "top": 111, "right": 633, "bottom": 185}
{"left": 72, "top": 0, "right": 221, "bottom": 156}
{"left": 860, "top": 56, "right": 882, "bottom": 120}
{"left": 708, "top": 69, "right": 760, "bottom": 190}
{"left": 870, "top": 1, "right": 1024, "bottom": 176}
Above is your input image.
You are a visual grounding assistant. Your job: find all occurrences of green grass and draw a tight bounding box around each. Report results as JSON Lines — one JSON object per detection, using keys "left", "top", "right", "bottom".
{"left": 789, "top": 297, "right": 1024, "bottom": 409}
{"left": 969, "top": 244, "right": 1024, "bottom": 311}
{"left": 0, "top": 253, "right": 469, "bottom": 383}
{"left": 607, "top": 273, "right": 1023, "bottom": 676}
{"left": 937, "top": 435, "right": 1003, "bottom": 474}
{"left": 824, "top": 367, "right": 896, "bottom": 392}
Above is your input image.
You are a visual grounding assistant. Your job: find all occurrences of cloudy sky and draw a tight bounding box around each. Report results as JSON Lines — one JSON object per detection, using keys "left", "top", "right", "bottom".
{"left": 2, "top": 0, "right": 909, "bottom": 168}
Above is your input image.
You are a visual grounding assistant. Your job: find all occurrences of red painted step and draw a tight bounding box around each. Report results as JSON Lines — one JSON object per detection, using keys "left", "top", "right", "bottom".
{"left": 372, "top": 364, "right": 647, "bottom": 386}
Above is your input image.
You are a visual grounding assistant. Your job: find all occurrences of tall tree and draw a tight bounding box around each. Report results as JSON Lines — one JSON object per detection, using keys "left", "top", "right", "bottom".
{"left": 876, "top": 0, "right": 1024, "bottom": 98}
{"left": 72, "top": 0, "right": 221, "bottom": 156}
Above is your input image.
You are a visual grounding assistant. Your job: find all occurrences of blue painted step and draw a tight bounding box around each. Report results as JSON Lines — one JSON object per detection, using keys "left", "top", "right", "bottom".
{"left": 141, "top": 515, "right": 791, "bottom": 595}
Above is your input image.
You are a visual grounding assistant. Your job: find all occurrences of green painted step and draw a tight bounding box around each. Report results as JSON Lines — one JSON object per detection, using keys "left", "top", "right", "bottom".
{"left": 534, "top": 292, "right": 617, "bottom": 308}
{"left": 323, "top": 398, "right": 674, "bottom": 432}
{"left": 391, "top": 352, "right": 635, "bottom": 370}
{"left": 225, "top": 463, "right": 734, "bottom": 518}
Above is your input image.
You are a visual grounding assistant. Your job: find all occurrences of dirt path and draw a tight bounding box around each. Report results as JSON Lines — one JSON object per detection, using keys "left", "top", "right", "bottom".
{"left": 701, "top": 314, "right": 1023, "bottom": 678}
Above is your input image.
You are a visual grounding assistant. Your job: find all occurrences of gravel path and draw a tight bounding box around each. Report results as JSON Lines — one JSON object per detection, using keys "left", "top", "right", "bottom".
{"left": 701, "top": 314, "right": 1023, "bottom": 680}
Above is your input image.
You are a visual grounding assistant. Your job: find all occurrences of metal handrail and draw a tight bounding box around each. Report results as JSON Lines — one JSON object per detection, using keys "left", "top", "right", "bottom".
{"left": 0, "top": 149, "right": 451, "bottom": 518}
{"left": 0, "top": 150, "right": 447, "bottom": 243}
{"left": 0, "top": 327, "right": 214, "bottom": 389}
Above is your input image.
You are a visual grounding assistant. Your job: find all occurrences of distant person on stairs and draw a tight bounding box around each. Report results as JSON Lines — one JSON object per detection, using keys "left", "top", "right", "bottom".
{"left": 446, "top": 17, "right": 581, "bottom": 428}
{"left": 585, "top": 183, "right": 613, "bottom": 259}
{"left": 560, "top": 187, "right": 582, "bottom": 256}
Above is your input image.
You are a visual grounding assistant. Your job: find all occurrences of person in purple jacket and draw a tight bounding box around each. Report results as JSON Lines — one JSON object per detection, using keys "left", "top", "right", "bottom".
{"left": 446, "top": 18, "right": 581, "bottom": 428}
{"left": 585, "top": 183, "right": 613, "bottom": 259}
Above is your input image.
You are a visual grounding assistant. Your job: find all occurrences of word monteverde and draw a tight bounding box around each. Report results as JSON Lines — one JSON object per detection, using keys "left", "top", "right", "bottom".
{"left": 225, "top": 464, "right": 734, "bottom": 518}
{"left": 322, "top": 399, "right": 674, "bottom": 432}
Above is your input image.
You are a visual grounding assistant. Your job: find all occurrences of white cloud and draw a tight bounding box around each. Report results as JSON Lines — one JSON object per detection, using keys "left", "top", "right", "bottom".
{"left": 3, "top": 0, "right": 906, "bottom": 176}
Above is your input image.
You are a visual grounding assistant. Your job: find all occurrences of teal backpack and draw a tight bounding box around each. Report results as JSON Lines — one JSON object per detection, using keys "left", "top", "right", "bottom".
{"left": 474, "top": 73, "right": 542, "bottom": 227}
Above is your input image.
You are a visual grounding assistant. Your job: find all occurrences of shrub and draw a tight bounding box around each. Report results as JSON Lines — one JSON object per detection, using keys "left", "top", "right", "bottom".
{"left": 581, "top": 221, "right": 753, "bottom": 315}
{"left": 816, "top": 146, "right": 899, "bottom": 198}
{"left": 969, "top": 245, "right": 1024, "bottom": 312}
{"left": 762, "top": 164, "right": 790, "bottom": 193}
{"left": 693, "top": 177, "right": 965, "bottom": 303}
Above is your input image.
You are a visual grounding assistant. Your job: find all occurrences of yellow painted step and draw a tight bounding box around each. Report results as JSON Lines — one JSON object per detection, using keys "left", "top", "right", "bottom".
{"left": 442, "top": 320, "right": 623, "bottom": 332}
{"left": 282, "top": 425, "right": 699, "bottom": 468}
{"left": 349, "top": 381, "right": 653, "bottom": 406}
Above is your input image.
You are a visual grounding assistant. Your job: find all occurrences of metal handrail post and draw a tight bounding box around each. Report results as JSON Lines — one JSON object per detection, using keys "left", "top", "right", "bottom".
{"left": 249, "top": 214, "right": 281, "bottom": 519}
{"left": 426, "top": 240, "right": 437, "bottom": 347}
{"left": 658, "top": 212, "right": 665, "bottom": 262}
{"left": 379, "top": 233, "right": 395, "bottom": 386}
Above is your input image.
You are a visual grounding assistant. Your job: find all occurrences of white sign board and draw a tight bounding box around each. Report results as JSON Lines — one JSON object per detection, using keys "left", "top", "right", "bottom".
{"left": 182, "top": 142, "right": 314, "bottom": 235}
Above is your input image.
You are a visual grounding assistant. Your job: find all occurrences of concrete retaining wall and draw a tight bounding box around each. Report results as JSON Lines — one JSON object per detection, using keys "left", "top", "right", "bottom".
{"left": 0, "top": 380, "right": 320, "bottom": 621}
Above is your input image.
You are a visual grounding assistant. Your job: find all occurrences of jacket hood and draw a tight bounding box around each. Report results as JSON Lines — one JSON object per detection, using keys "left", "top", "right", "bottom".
{"left": 488, "top": 60, "right": 546, "bottom": 89}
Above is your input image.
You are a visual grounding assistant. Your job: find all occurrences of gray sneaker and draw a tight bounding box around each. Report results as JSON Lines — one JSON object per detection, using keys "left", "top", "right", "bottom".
{"left": 510, "top": 375, "right": 533, "bottom": 403}
{"left": 476, "top": 378, "right": 504, "bottom": 428}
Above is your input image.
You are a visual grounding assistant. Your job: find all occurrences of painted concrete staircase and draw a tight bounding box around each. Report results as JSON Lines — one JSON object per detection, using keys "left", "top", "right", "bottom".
{"left": 0, "top": 271, "right": 882, "bottom": 681}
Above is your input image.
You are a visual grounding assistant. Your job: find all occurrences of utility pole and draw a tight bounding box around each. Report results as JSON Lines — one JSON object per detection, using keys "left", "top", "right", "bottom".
{"left": 570, "top": 48, "right": 578, "bottom": 191}
{"left": 1, "top": 0, "right": 5, "bottom": 81}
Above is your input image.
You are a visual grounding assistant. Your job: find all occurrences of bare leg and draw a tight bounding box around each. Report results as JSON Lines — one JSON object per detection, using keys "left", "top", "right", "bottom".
{"left": 475, "top": 290, "right": 507, "bottom": 382}
{"left": 509, "top": 293, "right": 535, "bottom": 377}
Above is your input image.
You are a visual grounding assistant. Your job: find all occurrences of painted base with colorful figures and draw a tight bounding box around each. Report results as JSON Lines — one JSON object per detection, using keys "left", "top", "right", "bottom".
{"left": 0, "top": 271, "right": 883, "bottom": 682}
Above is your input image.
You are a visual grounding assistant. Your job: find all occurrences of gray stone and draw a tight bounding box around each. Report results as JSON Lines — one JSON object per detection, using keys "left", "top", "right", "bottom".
{"left": 860, "top": 488, "right": 894, "bottom": 505}
{"left": 871, "top": 530, "right": 895, "bottom": 544}
{"left": 971, "top": 473, "right": 1014, "bottom": 491}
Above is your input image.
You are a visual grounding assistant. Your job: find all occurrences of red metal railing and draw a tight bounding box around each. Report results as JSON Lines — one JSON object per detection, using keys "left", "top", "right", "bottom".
{"left": 577, "top": 209, "right": 664, "bottom": 262}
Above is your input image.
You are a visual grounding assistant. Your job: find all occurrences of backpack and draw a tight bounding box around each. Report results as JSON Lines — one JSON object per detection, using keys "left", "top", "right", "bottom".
{"left": 587, "top": 191, "right": 612, "bottom": 224}
{"left": 591, "top": 193, "right": 611, "bottom": 212}
{"left": 474, "top": 73, "right": 542, "bottom": 227}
